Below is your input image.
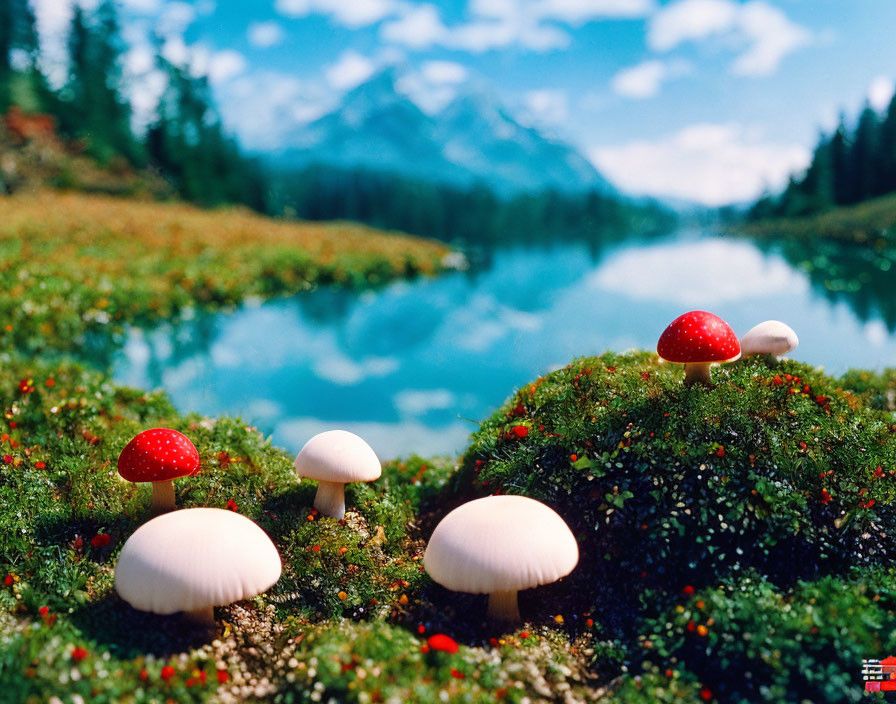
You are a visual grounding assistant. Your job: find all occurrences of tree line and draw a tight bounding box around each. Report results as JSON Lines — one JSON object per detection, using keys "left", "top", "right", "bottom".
{"left": 270, "top": 164, "right": 674, "bottom": 249}
{"left": 750, "top": 92, "right": 896, "bottom": 220}
{"left": 0, "top": 0, "right": 263, "bottom": 209}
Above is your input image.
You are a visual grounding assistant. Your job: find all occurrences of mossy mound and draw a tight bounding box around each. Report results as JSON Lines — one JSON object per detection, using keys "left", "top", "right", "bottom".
{"left": 456, "top": 352, "right": 896, "bottom": 638}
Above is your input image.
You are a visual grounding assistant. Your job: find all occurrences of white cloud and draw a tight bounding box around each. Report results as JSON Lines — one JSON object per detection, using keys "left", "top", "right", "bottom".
{"left": 204, "top": 49, "right": 247, "bottom": 84}
{"left": 393, "top": 388, "right": 457, "bottom": 416}
{"left": 648, "top": 0, "right": 811, "bottom": 76}
{"left": 381, "top": 3, "right": 570, "bottom": 52}
{"left": 275, "top": 0, "right": 398, "bottom": 28}
{"left": 121, "top": 0, "right": 164, "bottom": 13}
{"left": 648, "top": 0, "right": 736, "bottom": 50}
{"left": 161, "top": 35, "right": 190, "bottom": 65}
{"left": 156, "top": 1, "right": 196, "bottom": 37}
{"left": 325, "top": 50, "right": 376, "bottom": 90}
{"left": 474, "top": 0, "right": 654, "bottom": 23}
{"left": 611, "top": 58, "right": 691, "bottom": 98}
{"left": 523, "top": 89, "right": 569, "bottom": 125}
{"left": 421, "top": 60, "right": 468, "bottom": 84}
{"left": 869, "top": 75, "right": 895, "bottom": 112}
{"left": 380, "top": 4, "right": 446, "bottom": 49}
{"left": 124, "top": 43, "right": 156, "bottom": 76}
{"left": 313, "top": 354, "right": 399, "bottom": 385}
{"left": 589, "top": 239, "right": 809, "bottom": 305}
{"left": 161, "top": 38, "right": 247, "bottom": 84}
{"left": 732, "top": 2, "right": 811, "bottom": 76}
{"left": 247, "top": 21, "right": 286, "bottom": 48}
{"left": 590, "top": 123, "right": 811, "bottom": 206}
{"left": 221, "top": 71, "right": 332, "bottom": 149}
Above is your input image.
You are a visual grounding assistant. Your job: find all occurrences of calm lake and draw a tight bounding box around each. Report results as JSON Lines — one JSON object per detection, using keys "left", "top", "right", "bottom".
{"left": 109, "top": 230, "right": 896, "bottom": 459}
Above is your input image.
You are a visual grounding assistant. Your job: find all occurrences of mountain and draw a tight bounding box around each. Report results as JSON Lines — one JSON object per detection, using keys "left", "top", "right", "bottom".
{"left": 269, "top": 69, "right": 615, "bottom": 197}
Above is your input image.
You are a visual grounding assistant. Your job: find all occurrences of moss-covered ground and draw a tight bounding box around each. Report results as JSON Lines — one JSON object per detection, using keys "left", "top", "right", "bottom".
{"left": 1, "top": 350, "right": 895, "bottom": 703}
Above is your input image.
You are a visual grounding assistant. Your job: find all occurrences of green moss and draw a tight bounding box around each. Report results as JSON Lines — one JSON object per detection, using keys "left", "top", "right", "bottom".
{"left": 3, "top": 350, "right": 896, "bottom": 702}
{"left": 641, "top": 566, "right": 896, "bottom": 703}
{"left": 455, "top": 352, "right": 896, "bottom": 685}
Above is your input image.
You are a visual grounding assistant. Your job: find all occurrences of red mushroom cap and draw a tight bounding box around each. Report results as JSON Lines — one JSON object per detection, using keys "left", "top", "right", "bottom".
{"left": 657, "top": 311, "right": 741, "bottom": 364}
{"left": 117, "top": 428, "right": 200, "bottom": 483}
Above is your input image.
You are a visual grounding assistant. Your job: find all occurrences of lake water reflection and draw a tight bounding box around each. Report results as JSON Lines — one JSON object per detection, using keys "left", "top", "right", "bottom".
{"left": 111, "top": 231, "right": 896, "bottom": 458}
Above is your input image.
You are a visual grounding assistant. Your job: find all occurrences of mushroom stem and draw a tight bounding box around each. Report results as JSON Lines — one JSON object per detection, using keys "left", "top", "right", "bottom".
{"left": 150, "top": 480, "right": 176, "bottom": 514}
{"left": 488, "top": 590, "right": 521, "bottom": 622}
{"left": 313, "top": 480, "right": 347, "bottom": 519}
{"left": 684, "top": 362, "right": 712, "bottom": 386}
{"left": 184, "top": 605, "right": 216, "bottom": 628}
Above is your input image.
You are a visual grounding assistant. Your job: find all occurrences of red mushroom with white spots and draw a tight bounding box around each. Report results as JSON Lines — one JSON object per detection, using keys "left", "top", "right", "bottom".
{"left": 118, "top": 428, "right": 201, "bottom": 514}
{"left": 657, "top": 311, "right": 741, "bottom": 385}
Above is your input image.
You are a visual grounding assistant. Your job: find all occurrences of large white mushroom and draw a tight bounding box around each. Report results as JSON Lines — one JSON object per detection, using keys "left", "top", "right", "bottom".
{"left": 740, "top": 320, "right": 798, "bottom": 358}
{"left": 294, "top": 430, "right": 381, "bottom": 519}
{"left": 114, "top": 508, "right": 282, "bottom": 627}
{"left": 423, "top": 495, "right": 579, "bottom": 622}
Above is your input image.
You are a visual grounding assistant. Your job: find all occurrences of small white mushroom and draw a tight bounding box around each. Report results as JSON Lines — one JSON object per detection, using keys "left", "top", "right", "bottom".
{"left": 294, "top": 430, "right": 381, "bottom": 519}
{"left": 423, "top": 495, "right": 579, "bottom": 622}
{"left": 740, "top": 320, "right": 798, "bottom": 358}
{"left": 114, "top": 508, "right": 282, "bottom": 627}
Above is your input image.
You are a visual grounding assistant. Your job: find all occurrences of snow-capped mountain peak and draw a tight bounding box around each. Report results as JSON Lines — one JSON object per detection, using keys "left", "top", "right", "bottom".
{"left": 272, "top": 70, "right": 616, "bottom": 196}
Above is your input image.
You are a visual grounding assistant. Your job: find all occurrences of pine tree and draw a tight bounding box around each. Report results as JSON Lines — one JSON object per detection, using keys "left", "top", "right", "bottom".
{"left": 146, "top": 51, "right": 267, "bottom": 210}
{"left": 851, "top": 105, "right": 880, "bottom": 202}
{"left": 880, "top": 92, "right": 896, "bottom": 194}
{"left": 829, "top": 117, "right": 852, "bottom": 205}
{"left": 0, "top": 0, "right": 43, "bottom": 110}
{"left": 62, "top": 2, "right": 142, "bottom": 164}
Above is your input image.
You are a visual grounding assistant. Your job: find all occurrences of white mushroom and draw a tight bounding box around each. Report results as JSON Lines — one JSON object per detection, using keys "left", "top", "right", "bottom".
{"left": 740, "top": 320, "right": 798, "bottom": 358}
{"left": 114, "top": 508, "right": 282, "bottom": 627}
{"left": 294, "top": 430, "right": 381, "bottom": 519}
{"left": 423, "top": 495, "right": 579, "bottom": 622}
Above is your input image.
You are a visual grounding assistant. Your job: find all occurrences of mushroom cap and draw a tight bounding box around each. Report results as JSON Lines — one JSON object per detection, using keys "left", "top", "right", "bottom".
{"left": 117, "top": 428, "right": 200, "bottom": 483}
{"left": 294, "top": 430, "right": 381, "bottom": 484}
{"left": 423, "top": 495, "right": 578, "bottom": 594}
{"left": 114, "top": 508, "right": 281, "bottom": 614}
{"left": 740, "top": 320, "right": 798, "bottom": 357}
{"left": 657, "top": 311, "right": 741, "bottom": 364}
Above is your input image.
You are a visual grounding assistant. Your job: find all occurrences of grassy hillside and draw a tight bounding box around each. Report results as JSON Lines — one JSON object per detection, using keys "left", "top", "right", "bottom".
{"left": 1, "top": 351, "right": 894, "bottom": 703}
{"left": 0, "top": 190, "right": 450, "bottom": 355}
{"left": 739, "top": 191, "right": 896, "bottom": 244}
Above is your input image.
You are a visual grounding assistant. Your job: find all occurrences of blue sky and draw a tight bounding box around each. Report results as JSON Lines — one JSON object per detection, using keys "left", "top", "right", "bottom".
{"left": 30, "top": 0, "right": 896, "bottom": 205}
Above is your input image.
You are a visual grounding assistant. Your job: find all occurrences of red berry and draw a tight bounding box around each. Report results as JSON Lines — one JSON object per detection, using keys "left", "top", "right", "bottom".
{"left": 216, "top": 670, "right": 229, "bottom": 683}
{"left": 161, "top": 665, "right": 175, "bottom": 681}
{"left": 427, "top": 633, "right": 459, "bottom": 654}
{"left": 91, "top": 533, "right": 111, "bottom": 548}
{"left": 71, "top": 647, "right": 88, "bottom": 662}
